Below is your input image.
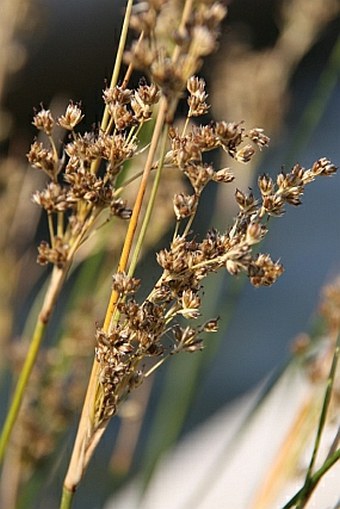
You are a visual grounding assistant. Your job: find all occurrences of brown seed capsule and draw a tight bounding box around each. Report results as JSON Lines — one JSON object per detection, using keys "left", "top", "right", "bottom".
{"left": 32, "top": 107, "right": 55, "bottom": 135}
{"left": 58, "top": 101, "right": 84, "bottom": 130}
{"left": 173, "top": 193, "right": 197, "bottom": 220}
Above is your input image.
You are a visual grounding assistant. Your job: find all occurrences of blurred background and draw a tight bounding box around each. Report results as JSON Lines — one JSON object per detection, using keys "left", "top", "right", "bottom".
{"left": 1, "top": 0, "right": 340, "bottom": 508}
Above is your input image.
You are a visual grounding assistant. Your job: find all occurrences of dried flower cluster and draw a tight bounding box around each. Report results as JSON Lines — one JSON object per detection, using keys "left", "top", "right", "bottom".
{"left": 94, "top": 147, "right": 336, "bottom": 421}
{"left": 27, "top": 82, "right": 163, "bottom": 267}
{"left": 19, "top": 1, "right": 339, "bottom": 503}
{"left": 77, "top": 0, "right": 338, "bottom": 429}
{"left": 125, "top": 0, "right": 226, "bottom": 118}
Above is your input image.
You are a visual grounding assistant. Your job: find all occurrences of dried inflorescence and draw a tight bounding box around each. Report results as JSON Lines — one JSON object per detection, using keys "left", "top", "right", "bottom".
{"left": 94, "top": 140, "right": 337, "bottom": 422}
{"left": 27, "top": 81, "right": 162, "bottom": 267}
{"left": 26, "top": 0, "right": 338, "bottom": 468}
{"left": 125, "top": 0, "right": 226, "bottom": 114}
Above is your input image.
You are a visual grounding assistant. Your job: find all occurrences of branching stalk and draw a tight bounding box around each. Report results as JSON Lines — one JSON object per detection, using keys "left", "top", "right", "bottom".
{"left": 61, "top": 97, "right": 168, "bottom": 501}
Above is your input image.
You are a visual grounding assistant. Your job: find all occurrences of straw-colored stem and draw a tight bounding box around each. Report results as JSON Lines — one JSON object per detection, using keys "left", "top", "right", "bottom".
{"left": 47, "top": 213, "right": 55, "bottom": 246}
{"left": 101, "top": 0, "right": 134, "bottom": 133}
{"left": 57, "top": 211, "right": 64, "bottom": 238}
{"left": 62, "top": 0, "right": 198, "bottom": 499}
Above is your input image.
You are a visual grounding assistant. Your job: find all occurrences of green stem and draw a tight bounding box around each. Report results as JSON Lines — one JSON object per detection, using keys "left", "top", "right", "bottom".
{"left": 285, "top": 34, "right": 340, "bottom": 165}
{"left": 283, "top": 331, "right": 340, "bottom": 509}
{"left": 60, "top": 487, "right": 74, "bottom": 509}
{"left": 0, "top": 266, "right": 67, "bottom": 463}
{"left": 0, "top": 320, "right": 45, "bottom": 461}
{"left": 128, "top": 124, "right": 169, "bottom": 277}
{"left": 305, "top": 335, "right": 339, "bottom": 475}
{"left": 101, "top": 0, "right": 134, "bottom": 133}
{"left": 281, "top": 447, "right": 340, "bottom": 509}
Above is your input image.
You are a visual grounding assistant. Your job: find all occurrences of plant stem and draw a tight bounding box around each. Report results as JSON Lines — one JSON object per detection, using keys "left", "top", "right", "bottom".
{"left": 61, "top": 0, "right": 198, "bottom": 501}
{"left": 0, "top": 265, "right": 68, "bottom": 463}
{"left": 0, "top": 205, "right": 97, "bottom": 465}
{"left": 60, "top": 486, "right": 74, "bottom": 509}
{"left": 105, "top": 97, "right": 168, "bottom": 329}
{"left": 89, "top": 0, "right": 135, "bottom": 176}
{"left": 281, "top": 447, "right": 340, "bottom": 509}
{"left": 101, "top": 0, "right": 134, "bottom": 133}
{"left": 128, "top": 123, "right": 169, "bottom": 277}
{"left": 295, "top": 330, "right": 340, "bottom": 508}
{"left": 285, "top": 34, "right": 340, "bottom": 166}
{"left": 282, "top": 330, "right": 340, "bottom": 509}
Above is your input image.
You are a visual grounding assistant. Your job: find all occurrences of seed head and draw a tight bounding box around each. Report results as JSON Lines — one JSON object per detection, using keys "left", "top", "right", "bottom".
{"left": 248, "top": 128, "right": 270, "bottom": 149}
{"left": 173, "top": 193, "right": 197, "bottom": 220}
{"left": 58, "top": 101, "right": 84, "bottom": 130}
{"left": 112, "top": 272, "right": 141, "bottom": 295}
{"left": 32, "top": 107, "right": 55, "bottom": 136}
{"left": 249, "top": 254, "right": 284, "bottom": 287}
{"left": 27, "top": 141, "right": 58, "bottom": 177}
{"left": 178, "top": 289, "right": 201, "bottom": 319}
{"left": 213, "top": 168, "right": 234, "bottom": 183}
{"left": 235, "top": 144, "right": 256, "bottom": 163}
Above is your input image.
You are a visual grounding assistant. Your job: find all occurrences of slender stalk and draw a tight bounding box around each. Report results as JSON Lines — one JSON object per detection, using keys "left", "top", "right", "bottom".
{"left": 60, "top": 487, "right": 74, "bottom": 509}
{"left": 47, "top": 213, "right": 55, "bottom": 246}
{"left": 128, "top": 123, "right": 169, "bottom": 277}
{"left": 104, "top": 97, "right": 168, "bottom": 328}
{"left": 285, "top": 34, "right": 340, "bottom": 166}
{"left": 282, "top": 330, "right": 340, "bottom": 509}
{"left": 0, "top": 265, "right": 68, "bottom": 462}
{"left": 0, "top": 208, "right": 96, "bottom": 465}
{"left": 89, "top": 0, "right": 135, "bottom": 176}
{"left": 295, "top": 330, "right": 340, "bottom": 508}
{"left": 61, "top": 0, "right": 218, "bottom": 503}
{"left": 101, "top": 0, "right": 134, "bottom": 133}
{"left": 281, "top": 447, "right": 340, "bottom": 509}
{"left": 57, "top": 211, "right": 64, "bottom": 238}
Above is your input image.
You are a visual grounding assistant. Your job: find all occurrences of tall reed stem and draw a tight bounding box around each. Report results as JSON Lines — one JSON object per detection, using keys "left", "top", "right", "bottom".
{"left": 0, "top": 265, "right": 68, "bottom": 462}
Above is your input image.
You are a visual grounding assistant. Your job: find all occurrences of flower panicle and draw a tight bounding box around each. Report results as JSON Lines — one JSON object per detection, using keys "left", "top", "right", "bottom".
{"left": 23, "top": 0, "right": 339, "bottom": 497}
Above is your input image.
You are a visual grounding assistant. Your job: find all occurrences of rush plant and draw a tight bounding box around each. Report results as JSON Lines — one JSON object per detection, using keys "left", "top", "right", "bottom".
{"left": 0, "top": 1, "right": 338, "bottom": 508}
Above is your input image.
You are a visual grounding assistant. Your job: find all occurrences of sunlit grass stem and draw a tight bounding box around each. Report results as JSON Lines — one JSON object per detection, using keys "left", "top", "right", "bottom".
{"left": 0, "top": 266, "right": 67, "bottom": 462}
